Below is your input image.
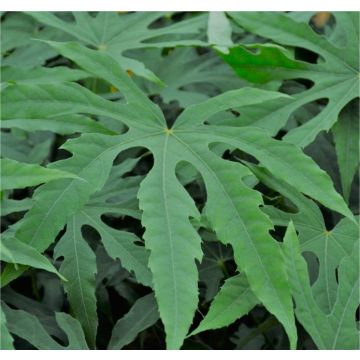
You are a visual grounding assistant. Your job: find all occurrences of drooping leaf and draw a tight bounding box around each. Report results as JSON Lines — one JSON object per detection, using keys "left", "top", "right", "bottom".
{"left": 0, "top": 158, "right": 80, "bottom": 190}
{"left": 108, "top": 293, "right": 159, "bottom": 349}
{"left": 191, "top": 273, "right": 258, "bottom": 335}
{"left": 0, "top": 237, "right": 66, "bottom": 282}
{"left": 2, "top": 303, "right": 89, "bottom": 349}
{"left": 1, "top": 288, "right": 66, "bottom": 341}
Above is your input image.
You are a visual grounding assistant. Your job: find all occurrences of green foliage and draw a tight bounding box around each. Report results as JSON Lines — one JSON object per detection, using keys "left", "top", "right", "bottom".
{"left": 283, "top": 222, "right": 359, "bottom": 349}
{"left": 1, "top": 11, "right": 359, "bottom": 351}
{"left": 224, "top": 12, "right": 359, "bottom": 147}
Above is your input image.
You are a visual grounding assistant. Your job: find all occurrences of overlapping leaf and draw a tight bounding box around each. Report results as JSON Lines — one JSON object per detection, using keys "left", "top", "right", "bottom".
{"left": 1, "top": 26, "right": 356, "bottom": 351}
{"left": 249, "top": 164, "right": 359, "bottom": 314}
{"left": 283, "top": 223, "right": 359, "bottom": 349}
{"left": 2, "top": 303, "right": 89, "bottom": 350}
{"left": 27, "top": 12, "right": 207, "bottom": 82}
{"left": 222, "top": 12, "right": 359, "bottom": 147}
{"left": 136, "top": 48, "right": 245, "bottom": 107}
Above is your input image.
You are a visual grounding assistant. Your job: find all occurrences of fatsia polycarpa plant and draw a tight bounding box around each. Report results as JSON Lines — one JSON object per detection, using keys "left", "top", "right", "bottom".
{"left": 0, "top": 11, "right": 359, "bottom": 351}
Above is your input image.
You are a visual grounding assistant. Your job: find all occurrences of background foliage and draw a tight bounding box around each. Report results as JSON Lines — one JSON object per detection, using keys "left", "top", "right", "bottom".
{"left": 0, "top": 11, "right": 359, "bottom": 350}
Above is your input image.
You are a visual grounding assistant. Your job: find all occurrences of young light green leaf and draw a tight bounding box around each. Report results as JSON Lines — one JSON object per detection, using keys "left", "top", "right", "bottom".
{"left": 207, "top": 12, "right": 233, "bottom": 53}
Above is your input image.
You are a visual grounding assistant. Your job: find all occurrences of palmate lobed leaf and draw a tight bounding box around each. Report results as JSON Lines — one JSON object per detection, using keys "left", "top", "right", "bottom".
{"left": 135, "top": 47, "right": 246, "bottom": 107}
{"left": 222, "top": 12, "right": 359, "bottom": 147}
{"left": 1, "top": 38, "right": 355, "bottom": 350}
{"left": 26, "top": 12, "right": 207, "bottom": 83}
{"left": 283, "top": 222, "right": 360, "bottom": 349}
{"left": 1, "top": 302, "right": 89, "bottom": 350}
{"left": 249, "top": 164, "right": 359, "bottom": 315}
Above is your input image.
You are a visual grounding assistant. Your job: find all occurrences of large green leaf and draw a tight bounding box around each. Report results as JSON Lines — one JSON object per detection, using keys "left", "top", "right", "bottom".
{"left": 27, "top": 12, "right": 207, "bottom": 82}
{"left": 283, "top": 222, "right": 360, "bottom": 349}
{"left": 224, "top": 12, "right": 359, "bottom": 147}
{"left": 2, "top": 41, "right": 354, "bottom": 350}
{"left": 249, "top": 164, "right": 358, "bottom": 314}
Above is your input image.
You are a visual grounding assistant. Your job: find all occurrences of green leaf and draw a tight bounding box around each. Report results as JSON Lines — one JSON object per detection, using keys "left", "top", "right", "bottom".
{"left": 207, "top": 12, "right": 233, "bottom": 53}
{"left": 54, "top": 216, "right": 98, "bottom": 348}
{"left": 2, "top": 303, "right": 89, "bottom": 349}
{"left": 108, "top": 293, "right": 159, "bottom": 349}
{"left": 0, "top": 237, "right": 66, "bottom": 282}
{"left": 0, "top": 158, "right": 80, "bottom": 190}
{"left": 191, "top": 273, "right": 258, "bottom": 335}
{"left": 0, "top": 134, "right": 121, "bottom": 286}
{"left": 1, "top": 114, "right": 115, "bottom": 135}
{"left": 248, "top": 164, "right": 358, "bottom": 313}
{"left": 283, "top": 222, "right": 360, "bottom": 349}
{"left": 4, "top": 40, "right": 353, "bottom": 350}
{"left": 226, "top": 12, "right": 359, "bottom": 147}
{"left": 28, "top": 12, "right": 207, "bottom": 82}
{"left": 79, "top": 208, "right": 152, "bottom": 287}
{"left": 1, "top": 198, "right": 33, "bottom": 216}
{"left": 1, "top": 66, "right": 89, "bottom": 88}
{"left": 332, "top": 100, "right": 359, "bottom": 202}
{"left": 0, "top": 305, "right": 14, "bottom": 350}
{"left": 1, "top": 12, "right": 61, "bottom": 68}
{"left": 135, "top": 47, "right": 246, "bottom": 107}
